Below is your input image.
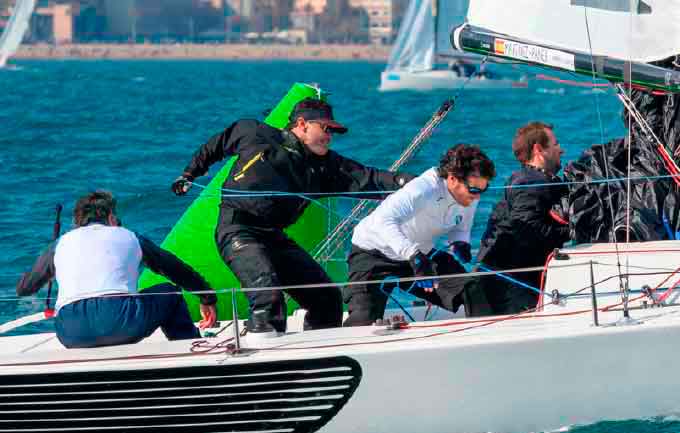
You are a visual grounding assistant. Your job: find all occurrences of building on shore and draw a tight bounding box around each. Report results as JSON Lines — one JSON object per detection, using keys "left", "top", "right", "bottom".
{"left": 0, "top": 0, "right": 404, "bottom": 45}
{"left": 349, "top": 0, "right": 392, "bottom": 44}
{"left": 32, "top": 2, "right": 75, "bottom": 44}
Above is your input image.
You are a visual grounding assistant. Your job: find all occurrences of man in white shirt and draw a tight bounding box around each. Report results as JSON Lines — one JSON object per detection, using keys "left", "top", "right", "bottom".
{"left": 344, "top": 144, "right": 495, "bottom": 326}
{"left": 17, "top": 191, "right": 217, "bottom": 348}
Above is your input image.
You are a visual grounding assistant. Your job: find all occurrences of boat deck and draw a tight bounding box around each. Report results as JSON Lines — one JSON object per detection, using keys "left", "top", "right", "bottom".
{"left": 2, "top": 300, "right": 679, "bottom": 372}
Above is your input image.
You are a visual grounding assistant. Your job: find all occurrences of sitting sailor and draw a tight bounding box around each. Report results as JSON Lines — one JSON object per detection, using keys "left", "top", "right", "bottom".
{"left": 343, "top": 144, "right": 496, "bottom": 326}
{"left": 16, "top": 190, "right": 217, "bottom": 348}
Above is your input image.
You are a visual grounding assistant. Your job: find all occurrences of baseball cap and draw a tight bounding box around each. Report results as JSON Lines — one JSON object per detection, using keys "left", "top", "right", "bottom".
{"left": 290, "top": 99, "right": 348, "bottom": 134}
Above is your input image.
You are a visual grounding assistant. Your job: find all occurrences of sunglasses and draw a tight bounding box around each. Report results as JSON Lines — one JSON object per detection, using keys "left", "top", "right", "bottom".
{"left": 463, "top": 179, "right": 489, "bottom": 194}
{"left": 308, "top": 121, "right": 331, "bottom": 133}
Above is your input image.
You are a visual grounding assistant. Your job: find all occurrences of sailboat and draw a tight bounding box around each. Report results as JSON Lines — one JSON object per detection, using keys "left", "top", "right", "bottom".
{"left": 379, "top": 0, "right": 525, "bottom": 91}
{"left": 0, "top": 0, "right": 36, "bottom": 68}
{"left": 5, "top": 2, "right": 680, "bottom": 433}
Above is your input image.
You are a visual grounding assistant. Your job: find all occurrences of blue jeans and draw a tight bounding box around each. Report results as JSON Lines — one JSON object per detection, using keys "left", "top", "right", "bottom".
{"left": 55, "top": 283, "right": 200, "bottom": 348}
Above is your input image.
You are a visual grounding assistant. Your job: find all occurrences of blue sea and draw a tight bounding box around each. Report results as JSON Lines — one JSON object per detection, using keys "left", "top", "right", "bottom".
{"left": 0, "top": 59, "right": 675, "bottom": 432}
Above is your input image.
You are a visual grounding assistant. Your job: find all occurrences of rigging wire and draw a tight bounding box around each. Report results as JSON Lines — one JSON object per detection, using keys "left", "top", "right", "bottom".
{"left": 583, "top": 5, "right": 628, "bottom": 306}
{"left": 309, "top": 98, "right": 456, "bottom": 263}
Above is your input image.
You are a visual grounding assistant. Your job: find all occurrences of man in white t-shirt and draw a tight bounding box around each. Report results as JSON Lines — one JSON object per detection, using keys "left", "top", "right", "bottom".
{"left": 344, "top": 144, "right": 495, "bottom": 326}
{"left": 17, "top": 191, "right": 217, "bottom": 348}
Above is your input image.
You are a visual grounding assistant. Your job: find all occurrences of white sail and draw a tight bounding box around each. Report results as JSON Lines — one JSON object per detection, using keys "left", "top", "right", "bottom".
{"left": 0, "top": 0, "right": 37, "bottom": 67}
{"left": 385, "top": 0, "right": 436, "bottom": 72}
{"left": 466, "top": 0, "right": 680, "bottom": 63}
{"left": 385, "top": 0, "right": 470, "bottom": 73}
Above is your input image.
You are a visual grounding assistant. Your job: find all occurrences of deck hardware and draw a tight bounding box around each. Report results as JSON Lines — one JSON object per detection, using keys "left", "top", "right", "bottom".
{"left": 589, "top": 261, "right": 599, "bottom": 326}
{"left": 551, "top": 289, "right": 561, "bottom": 305}
{"left": 231, "top": 286, "right": 242, "bottom": 353}
{"left": 622, "top": 274, "right": 631, "bottom": 319}
{"left": 554, "top": 248, "right": 570, "bottom": 260}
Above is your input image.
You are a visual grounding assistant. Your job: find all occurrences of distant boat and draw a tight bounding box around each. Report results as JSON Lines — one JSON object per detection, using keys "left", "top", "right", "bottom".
{"left": 0, "top": 0, "right": 36, "bottom": 68}
{"left": 379, "top": 0, "right": 523, "bottom": 91}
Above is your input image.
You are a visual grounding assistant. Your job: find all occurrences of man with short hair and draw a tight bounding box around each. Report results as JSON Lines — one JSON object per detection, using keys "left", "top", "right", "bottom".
{"left": 467, "top": 121, "right": 570, "bottom": 316}
{"left": 172, "top": 98, "right": 413, "bottom": 333}
{"left": 17, "top": 190, "right": 217, "bottom": 348}
{"left": 344, "top": 144, "right": 496, "bottom": 326}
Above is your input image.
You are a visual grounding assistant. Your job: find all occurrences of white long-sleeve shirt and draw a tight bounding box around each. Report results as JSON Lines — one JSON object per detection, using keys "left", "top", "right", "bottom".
{"left": 54, "top": 225, "right": 143, "bottom": 311}
{"left": 352, "top": 168, "right": 478, "bottom": 261}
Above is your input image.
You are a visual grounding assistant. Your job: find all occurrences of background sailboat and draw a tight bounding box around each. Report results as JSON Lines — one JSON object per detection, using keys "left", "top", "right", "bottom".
{"left": 379, "top": 0, "right": 524, "bottom": 91}
{"left": 0, "top": 0, "right": 36, "bottom": 68}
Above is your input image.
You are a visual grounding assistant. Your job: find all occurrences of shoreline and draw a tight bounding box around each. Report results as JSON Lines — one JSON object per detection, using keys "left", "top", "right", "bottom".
{"left": 14, "top": 43, "right": 391, "bottom": 61}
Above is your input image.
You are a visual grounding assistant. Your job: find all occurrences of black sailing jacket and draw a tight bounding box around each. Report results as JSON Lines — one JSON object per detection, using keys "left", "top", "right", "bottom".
{"left": 182, "top": 119, "right": 414, "bottom": 230}
{"left": 477, "top": 165, "right": 570, "bottom": 285}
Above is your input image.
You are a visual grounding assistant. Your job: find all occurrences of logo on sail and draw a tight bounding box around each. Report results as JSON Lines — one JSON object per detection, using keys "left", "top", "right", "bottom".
{"left": 493, "top": 38, "right": 576, "bottom": 72}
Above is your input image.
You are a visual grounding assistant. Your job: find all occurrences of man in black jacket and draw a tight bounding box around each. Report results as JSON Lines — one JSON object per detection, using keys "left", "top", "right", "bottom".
{"left": 172, "top": 98, "right": 413, "bottom": 332}
{"left": 466, "top": 121, "right": 570, "bottom": 316}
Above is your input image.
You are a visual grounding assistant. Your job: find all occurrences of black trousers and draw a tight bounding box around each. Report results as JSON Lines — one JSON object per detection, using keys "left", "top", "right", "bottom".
{"left": 218, "top": 224, "right": 342, "bottom": 332}
{"left": 463, "top": 266, "right": 540, "bottom": 317}
{"left": 343, "top": 246, "right": 467, "bottom": 327}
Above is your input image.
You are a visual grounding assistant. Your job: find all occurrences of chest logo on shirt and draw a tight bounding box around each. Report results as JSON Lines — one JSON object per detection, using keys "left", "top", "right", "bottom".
{"left": 455, "top": 215, "right": 463, "bottom": 225}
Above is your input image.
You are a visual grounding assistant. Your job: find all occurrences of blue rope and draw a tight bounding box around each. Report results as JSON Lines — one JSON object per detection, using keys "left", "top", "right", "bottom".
{"left": 377, "top": 276, "right": 416, "bottom": 322}
{"left": 189, "top": 172, "right": 680, "bottom": 200}
{"left": 431, "top": 245, "right": 547, "bottom": 297}
{"left": 190, "top": 183, "right": 362, "bottom": 223}
{"left": 475, "top": 263, "right": 544, "bottom": 296}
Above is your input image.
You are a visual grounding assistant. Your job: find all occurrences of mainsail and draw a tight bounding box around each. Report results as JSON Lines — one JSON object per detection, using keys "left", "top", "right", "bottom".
{"left": 464, "top": 0, "right": 680, "bottom": 63}
{"left": 0, "top": 0, "right": 36, "bottom": 68}
{"left": 385, "top": 0, "right": 470, "bottom": 73}
{"left": 452, "top": 0, "right": 680, "bottom": 92}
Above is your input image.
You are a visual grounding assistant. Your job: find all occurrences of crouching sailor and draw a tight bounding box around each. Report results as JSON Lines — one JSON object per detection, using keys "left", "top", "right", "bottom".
{"left": 16, "top": 191, "right": 217, "bottom": 348}
{"left": 344, "top": 144, "right": 496, "bottom": 326}
{"left": 171, "top": 98, "right": 414, "bottom": 333}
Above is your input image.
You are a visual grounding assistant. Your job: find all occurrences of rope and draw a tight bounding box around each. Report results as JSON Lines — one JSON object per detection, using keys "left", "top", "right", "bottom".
{"left": 0, "top": 263, "right": 592, "bottom": 306}
{"left": 0, "top": 312, "right": 49, "bottom": 334}
{"left": 6, "top": 260, "right": 679, "bottom": 306}
{"left": 187, "top": 172, "right": 680, "bottom": 200}
{"left": 582, "top": 5, "right": 626, "bottom": 308}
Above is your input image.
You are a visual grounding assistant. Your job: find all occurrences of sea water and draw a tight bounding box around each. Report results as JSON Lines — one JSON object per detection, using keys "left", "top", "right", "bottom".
{"left": 1, "top": 59, "right": 671, "bottom": 432}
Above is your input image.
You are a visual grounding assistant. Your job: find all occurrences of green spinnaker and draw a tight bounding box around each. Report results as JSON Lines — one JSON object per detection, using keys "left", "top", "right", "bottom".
{"left": 138, "top": 83, "right": 346, "bottom": 320}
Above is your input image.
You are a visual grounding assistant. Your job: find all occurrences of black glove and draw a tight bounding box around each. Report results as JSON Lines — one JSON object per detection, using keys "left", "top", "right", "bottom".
{"left": 172, "top": 174, "right": 194, "bottom": 196}
{"left": 408, "top": 251, "right": 437, "bottom": 290}
{"left": 451, "top": 241, "right": 472, "bottom": 263}
{"left": 549, "top": 196, "right": 570, "bottom": 226}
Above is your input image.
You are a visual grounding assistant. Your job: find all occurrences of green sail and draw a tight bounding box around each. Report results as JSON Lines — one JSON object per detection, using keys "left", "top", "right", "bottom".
{"left": 138, "top": 83, "right": 346, "bottom": 320}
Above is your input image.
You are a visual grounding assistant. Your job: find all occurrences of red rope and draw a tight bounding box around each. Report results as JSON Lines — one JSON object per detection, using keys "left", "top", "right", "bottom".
{"left": 536, "top": 251, "right": 556, "bottom": 311}
{"left": 567, "top": 248, "right": 680, "bottom": 255}
{"left": 534, "top": 74, "right": 610, "bottom": 88}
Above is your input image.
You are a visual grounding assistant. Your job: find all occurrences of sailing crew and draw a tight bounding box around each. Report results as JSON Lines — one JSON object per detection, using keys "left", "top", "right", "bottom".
{"left": 16, "top": 191, "right": 217, "bottom": 348}
{"left": 171, "top": 98, "right": 414, "bottom": 333}
{"left": 465, "top": 121, "right": 570, "bottom": 316}
{"left": 343, "top": 144, "right": 496, "bottom": 326}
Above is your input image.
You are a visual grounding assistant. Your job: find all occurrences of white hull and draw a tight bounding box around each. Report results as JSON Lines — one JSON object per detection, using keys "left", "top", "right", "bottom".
{"left": 2, "top": 307, "right": 679, "bottom": 433}
{"left": 3, "top": 241, "right": 680, "bottom": 432}
{"left": 379, "top": 70, "right": 527, "bottom": 92}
